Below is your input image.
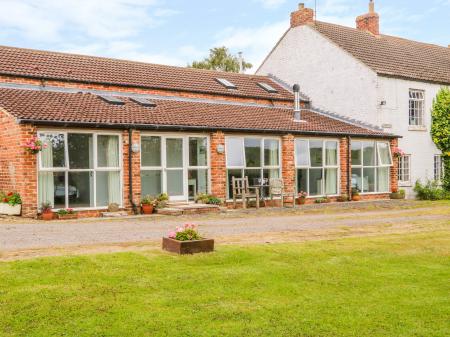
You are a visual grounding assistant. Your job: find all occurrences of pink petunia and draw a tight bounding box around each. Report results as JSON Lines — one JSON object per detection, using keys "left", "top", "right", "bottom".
{"left": 168, "top": 231, "right": 177, "bottom": 239}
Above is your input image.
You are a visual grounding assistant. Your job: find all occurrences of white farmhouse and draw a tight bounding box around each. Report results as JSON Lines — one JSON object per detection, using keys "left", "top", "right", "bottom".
{"left": 257, "top": 0, "right": 450, "bottom": 197}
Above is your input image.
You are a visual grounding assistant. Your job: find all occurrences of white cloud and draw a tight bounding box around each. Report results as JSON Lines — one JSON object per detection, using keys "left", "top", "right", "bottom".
{"left": 253, "top": 0, "right": 286, "bottom": 9}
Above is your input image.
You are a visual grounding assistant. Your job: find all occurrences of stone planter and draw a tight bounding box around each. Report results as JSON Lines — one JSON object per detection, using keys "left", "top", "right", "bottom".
{"left": 0, "top": 203, "right": 21, "bottom": 216}
{"left": 162, "top": 237, "right": 214, "bottom": 255}
{"left": 141, "top": 204, "right": 154, "bottom": 214}
{"left": 57, "top": 213, "right": 78, "bottom": 220}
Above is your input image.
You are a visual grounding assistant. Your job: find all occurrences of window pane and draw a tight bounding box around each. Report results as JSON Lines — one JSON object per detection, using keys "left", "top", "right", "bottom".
{"left": 245, "top": 169, "right": 262, "bottom": 186}
{"left": 141, "top": 136, "right": 161, "bottom": 167}
{"left": 141, "top": 170, "right": 162, "bottom": 197}
{"left": 40, "top": 134, "right": 66, "bottom": 168}
{"left": 68, "top": 134, "right": 93, "bottom": 169}
{"left": 351, "top": 168, "right": 362, "bottom": 192}
{"left": 309, "top": 168, "right": 323, "bottom": 196}
{"left": 263, "top": 169, "right": 280, "bottom": 197}
{"left": 38, "top": 172, "right": 66, "bottom": 209}
{"left": 96, "top": 171, "right": 121, "bottom": 207}
{"left": 245, "top": 138, "right": 261, "bottom": 167}
{"left": 377, "top": 167, "right": 389, "bottom": 192}
{"left": 226, "top": 138, "right": 244, "bottom": 167}
{"left": 325, "top": 141, "right": 338, "bottom": 166}
{"left": 297, "top": 169, "right": 308, "bottom": 194}
{"left": 377, "top": 142, "right": 392, "bottom": 166}
{"left": 166, "top": 138, "right": 183, "bottom": 168}
{"left": 167, "top": 170, "right": 183, "bottom": 196}
{"left": 351, "top": 142, "right": 362, "bottom": 166}
{"left": 97, "top": 135, "right": 120, "bottom": 168}
{"left": 188, "top": 169, "right": 208, "bottom": 200}
{"left": 68, "top": 172, "right": 94, "bottom": 208}
{"left": 362, "top": 168, "right": 376, "bottom": 193}
{"left": 310, "top": 140, "right": 323, "bottom": 167}
{"left": 227, "top": 169, "right": 242, "bottom": 199}
{"left": 325, "top": 168, "right": 338, "bottom": 195}
{"left": 363, "top": 142, "right": 376, "bottom": 166}
{"left": 264, "top": 139, "right": 279, "bottom": 166}
{"left": 295, "top": 139, "right": 309, "bottom": 167}
{"left": 189, "top": 137, "right": 208, "bottom": 167}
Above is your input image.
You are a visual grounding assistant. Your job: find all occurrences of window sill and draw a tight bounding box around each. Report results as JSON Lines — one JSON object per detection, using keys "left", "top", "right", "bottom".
{"left": 408, "top": 126, "right": 427, "bottom": 132}
{"left": 399, "top": 182, "right": 412, "bottom": 187}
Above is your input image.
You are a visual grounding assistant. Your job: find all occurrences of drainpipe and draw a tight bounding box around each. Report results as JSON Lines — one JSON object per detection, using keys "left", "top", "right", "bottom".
{"left": 347, "top": 136, "right": 352, "bottom": 198}
{"left": 128, "top": 128, "right": 138, "bottom": 214}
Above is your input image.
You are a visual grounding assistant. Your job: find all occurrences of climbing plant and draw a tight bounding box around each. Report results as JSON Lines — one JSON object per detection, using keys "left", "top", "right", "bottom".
{"left": 431, "top": 87, "right": 450, "bottom": 190}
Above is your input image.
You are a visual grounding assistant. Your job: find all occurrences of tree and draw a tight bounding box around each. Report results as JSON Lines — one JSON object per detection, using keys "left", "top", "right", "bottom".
{"left": 431, "top": 87, "right": 450, "bottom": 191}
{"left": 188, "top": 47, "right": 252, "bottom": 73}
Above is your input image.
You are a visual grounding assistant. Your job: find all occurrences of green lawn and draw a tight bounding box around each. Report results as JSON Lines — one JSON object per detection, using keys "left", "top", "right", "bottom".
{"left": 1, "top": 232, "right": 449, "bottom": 337}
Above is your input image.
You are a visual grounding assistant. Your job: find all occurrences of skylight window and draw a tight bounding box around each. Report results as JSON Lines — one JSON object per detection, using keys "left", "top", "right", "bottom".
{"left": 130, "top": 97, "right": 157, "bottom": 107}
{"left": 216, "top": 78, "right": 237, "bottom": 89}
{"left": 258, "top": 82, "right": 278, "bottom": 93}
{"left": 98, "top": 95, "right": 124, "bottom": 105}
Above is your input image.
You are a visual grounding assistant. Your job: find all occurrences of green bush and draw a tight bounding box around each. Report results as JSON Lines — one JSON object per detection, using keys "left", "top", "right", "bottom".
{"left": 413, "top": 180, "right": 450, "bottom": 200}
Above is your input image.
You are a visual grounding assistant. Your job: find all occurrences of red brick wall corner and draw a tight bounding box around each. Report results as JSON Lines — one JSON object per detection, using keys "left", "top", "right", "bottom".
{"left": 210, "top": 131, "right": 226, "bottom": 199}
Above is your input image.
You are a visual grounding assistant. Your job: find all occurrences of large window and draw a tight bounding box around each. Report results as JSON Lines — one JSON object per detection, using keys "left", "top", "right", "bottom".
{"left": 226, "top": 137, "right": 280, "bottom": 199}
{"left": 434, "top": 155, "right": 444, "bottom": 183}
{"left": 409, "top": 89, "right": 425, "bottom": 126}
{"left": 295, "top": 139, "right": 339, "bottom": 196}
{"left": 351, "top": 141, "right": 392, "bottom": 193}
{"left": 38, "top": 132, "right": 121, "bottom": 209}
{"left": 398, "top": 155, "right": 411, "bottom": 184}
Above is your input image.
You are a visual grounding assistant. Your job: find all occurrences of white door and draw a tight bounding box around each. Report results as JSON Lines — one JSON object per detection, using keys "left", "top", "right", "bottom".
{"left": 164, "top": 137, "right": 186, "bottom": 201}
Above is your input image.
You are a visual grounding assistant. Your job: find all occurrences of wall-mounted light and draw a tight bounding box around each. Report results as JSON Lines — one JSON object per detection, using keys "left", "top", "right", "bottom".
{"left": 216, "top": 144, "right": 225, "bottom": 154}
{"left": 131, "top": 143, "right": 140, "bottom": 153}
{"left": 380, "top": 100, "right": 387, "bottom": 106}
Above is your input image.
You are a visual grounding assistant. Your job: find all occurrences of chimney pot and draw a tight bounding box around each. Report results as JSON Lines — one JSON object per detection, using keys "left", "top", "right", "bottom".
{"left": 356, "top": 1, "right": 379, "bottom": 35}
{"left": 369, "top": 0, "right": 375, "bottom": 13}
{"left": 299, "top": 3, "right": 305, "bottom": 10}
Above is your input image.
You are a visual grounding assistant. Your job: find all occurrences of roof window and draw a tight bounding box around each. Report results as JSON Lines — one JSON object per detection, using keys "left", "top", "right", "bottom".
{"left": 98, "top": 95, "right": 125, "bottom": 105}
{"left": 216, "top": 78, "right": 237, "bottom": 89}
{"left": 257, "top": 82, "right": 278, "bottom": 93}
{"left": 130, "top": 97, "right": 157, "bottom": 107}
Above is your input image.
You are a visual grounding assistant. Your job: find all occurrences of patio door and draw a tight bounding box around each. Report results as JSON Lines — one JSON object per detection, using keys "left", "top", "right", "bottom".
{"left": 165, "top": 137, "right": 186, "bottom": 201}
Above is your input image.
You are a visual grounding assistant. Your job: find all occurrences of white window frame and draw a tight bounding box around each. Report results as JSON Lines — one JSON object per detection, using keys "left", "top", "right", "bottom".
{"left": 37, "top": 130, "right": 123, "bottom": 211}
{"left": 434, "top": 155, "right": 444, "bottom": 183}
{"left": 294, "top": 138, "right": 340, "bottom": 197}
{"left": 398, "top": 154, "right": 411, "bottom": 185}
{"left": 140, "top": 133, "right": 211, "bottom": 201}
{"left": 351, "top": 140, "right": 393, "bottom": 194}
{"left": 409, "top": 89, "right": 425, "bottom": 127}
{"left": 225, "top": 136, "right": 281, "bottom": 200}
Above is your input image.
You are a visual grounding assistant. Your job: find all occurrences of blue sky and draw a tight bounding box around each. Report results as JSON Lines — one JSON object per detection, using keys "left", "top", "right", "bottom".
{"left": 0, "top": 0, "right": 449, "bottom": 71}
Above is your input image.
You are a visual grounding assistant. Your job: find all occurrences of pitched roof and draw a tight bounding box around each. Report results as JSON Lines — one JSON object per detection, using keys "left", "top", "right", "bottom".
{"left": 312, "top": 21, "right": 450, "bottom": 85}
{"left": 0, "top": 45, "right": 294, "bottom": 101}
{"left": 0, "top": 87, "right": 391, "bottom": 137}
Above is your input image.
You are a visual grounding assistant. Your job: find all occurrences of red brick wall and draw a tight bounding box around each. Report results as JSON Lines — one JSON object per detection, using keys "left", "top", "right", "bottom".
{"left": 339, "top": 137, "right": 349, "bottom": 196}
{"left": 390, "top": 138, "right": 399, "bottom": 192}
{"left": 281, "top": 134, "right": 296, "bottom": 194}
{"left": 122, "top": 129, "right": 142, "bottom": 213}
{"left": 210, "top": 131, "right": 226, "bottom": 199}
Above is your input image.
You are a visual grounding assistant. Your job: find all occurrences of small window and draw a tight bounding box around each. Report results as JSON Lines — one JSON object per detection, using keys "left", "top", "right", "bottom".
{"left": 377, "top": 142, "right": 393, "bottom": 166}
{"left": 434, "top": 155, "right": 444, "bottom": 182}
{"left": 98, "top": 95, "right": 125, "bottom": 105}
{"left": 257, "top": 82, "right": 278, "bottom": 93}
{"left": 216, "top": 78, "right": 237, "bottom": 89}
{"left": 409, "top": 89, "right": 425, "bottom": 126}
{"left": 398, "top": 155, "right": 411, "bottom": 184}
{"left": 130, "top": 97, "right": 157, "bottom": 107}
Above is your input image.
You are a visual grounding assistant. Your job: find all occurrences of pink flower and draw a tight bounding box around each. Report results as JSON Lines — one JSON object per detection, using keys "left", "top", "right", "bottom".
{"left": 168, "top": 231, "right": 177, "bottom": 239}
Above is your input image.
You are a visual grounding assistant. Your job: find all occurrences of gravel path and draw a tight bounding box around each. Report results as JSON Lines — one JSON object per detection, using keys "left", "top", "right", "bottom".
{"left": 1, "top": 201, "right": 449, "bottom": 252}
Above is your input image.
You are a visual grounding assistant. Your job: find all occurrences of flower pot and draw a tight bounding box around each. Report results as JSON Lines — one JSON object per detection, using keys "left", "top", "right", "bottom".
{"left": 297, "top": 197, "right": 306, "bottom": 205}
{"left": 141, "top": 204, "right": 154, "bottom": 214}
{"left": 352, "top": 195, "right": 361, "bottom": 202}
{"left": 390, "top": 192, "right": 405, "bottom": 200}
{"left": 42, "top": 212, "right": 54, "bottom": 221}
{"left": 57, "top": 214, "right": 78, "bottom": 220}
{"left": 0, "top": 203, "right": 21, "bottom": 216}
{"left": 162, "top": 237, "right": 214, "bottom": 255}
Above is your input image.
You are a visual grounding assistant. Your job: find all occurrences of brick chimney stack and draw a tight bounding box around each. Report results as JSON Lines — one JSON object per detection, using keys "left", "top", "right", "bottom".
{"left": 356, "top": 0, "right": 380, "bottom": 35}
{"left": 290, "top": 3, "right": 314, "bottom": 28}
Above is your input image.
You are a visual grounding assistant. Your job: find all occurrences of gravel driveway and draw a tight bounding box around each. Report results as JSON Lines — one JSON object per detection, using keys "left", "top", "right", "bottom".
{"left": 1, "top": 200, "right": 449, "bottom": 253}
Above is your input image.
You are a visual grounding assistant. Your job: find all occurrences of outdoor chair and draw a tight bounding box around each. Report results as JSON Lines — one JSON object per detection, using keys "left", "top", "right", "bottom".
{"left": 269, "top": 178, "right": 296, "bottom": 208}
{"left": 232, "top": 176, "right": 260, "bottom": 209}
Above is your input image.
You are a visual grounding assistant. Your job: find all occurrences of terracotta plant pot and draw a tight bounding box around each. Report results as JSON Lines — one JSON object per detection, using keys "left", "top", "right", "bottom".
{"left": 42, "top": 212, "right": 54, "bottom": 221}
{"left": 297, "top": 197, "right": 306, "bottom": 205}
{"left": 162, "top": 237, "right": 214, "bottom": 255}
{"left": 141, "top": 204, "right": 154, "bottom": 214}
{"left": 352, "top": 195, "right": 361, "bottom": 202}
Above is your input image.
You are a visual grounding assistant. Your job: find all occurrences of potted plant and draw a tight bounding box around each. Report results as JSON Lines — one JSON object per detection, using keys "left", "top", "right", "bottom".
{"left": 162, "top": 224, "right": 214, "bottom": 255}
{"left": 23, "top": 136, "right": 47, "bottom": 155}
{"left": 141, "top": 195, "right": 156, "bottom": 214}
{"left": 155, "top": 193, "right": 169, "bottom": 210}
{"left": 195, "top": 193, "right": 209, "bottom": 204}
{"left": 56, "top": 208, "right": 77, "bottom": 220}
{"left": 315, "top": 196, "right": 330, "bottom": 204}
{"left": 0, "top": 191, "right": 22, "bottom": 216}
{"left": 297, "top": 191, "right": 307, "bottom": 205}
{"left": 392, "top": 147, "right": 405, "bottom": 159}
{"left": 351, "top": 188, "right": 361, "bottom": 202}
{"left": 41, "top": 202, "right": 54, "bottom": 221}
{"left": 337, "top": 194, "right": 349, "bottom": 202}
{"left": 390, "top": 188, "right": 406, "bottom": 200}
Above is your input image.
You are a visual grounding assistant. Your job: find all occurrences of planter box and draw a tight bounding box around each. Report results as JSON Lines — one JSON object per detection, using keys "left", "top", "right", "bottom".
{"left": 390, "top": 192, "right": 405, "bottom": 200}
{"left": 0, "top": 203, "right": 21, "bottom": 216}
{"left": 162, "top": 237, "right": 214, "bottom": 255}
{"left": 57, "top": 214, "right": 78, "bottom": 220}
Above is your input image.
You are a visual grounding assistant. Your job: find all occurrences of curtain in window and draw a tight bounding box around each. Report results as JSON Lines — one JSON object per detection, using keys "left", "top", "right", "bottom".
{"left": 264, "top": 140, "right": 279, "bottom": 166}
{"left": 325, "top": 142, "right": 338, "bottom": 166}
{"left": 39, "top": 140, "right": 55, "bottom": 206}
{"left": 377, "top": 167, "right": 389, "bottom": 192}
{"left": 325, "top": 169, "right": 338, "bottom": 195}
{"left": 107, "top": 136, "right": 121, "bottom": 204}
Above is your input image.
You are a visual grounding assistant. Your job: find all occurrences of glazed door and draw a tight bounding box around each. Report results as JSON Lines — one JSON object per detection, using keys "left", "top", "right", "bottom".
{"left": 164, "top": 137, "right": 186, "bottom": 201}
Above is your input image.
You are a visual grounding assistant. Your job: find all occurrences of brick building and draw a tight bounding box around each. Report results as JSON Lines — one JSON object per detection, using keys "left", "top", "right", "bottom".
{"left": 0, "top": 46, "right": 398, "bottom": 218}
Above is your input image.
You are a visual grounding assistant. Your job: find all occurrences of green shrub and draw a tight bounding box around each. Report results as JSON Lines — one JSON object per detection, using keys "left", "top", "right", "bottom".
{"left": 413, "top": 180, "right": 450, "bottom": 200}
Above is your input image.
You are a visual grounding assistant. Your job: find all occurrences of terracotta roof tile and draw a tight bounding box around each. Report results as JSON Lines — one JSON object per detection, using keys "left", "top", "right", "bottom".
{"left": 0, "top": 45, "right": 294, "bottom": 101}
{"left": 0, "top": 87, "right": 391, "bottom": 137}
{"left": 312, "top": 21, "right": 450, "bottom": 85}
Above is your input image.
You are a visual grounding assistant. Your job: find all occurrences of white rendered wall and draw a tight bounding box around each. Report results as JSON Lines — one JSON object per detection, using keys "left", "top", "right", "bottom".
{"left": 257, "top": 25, "right": 379, "bottom": 125}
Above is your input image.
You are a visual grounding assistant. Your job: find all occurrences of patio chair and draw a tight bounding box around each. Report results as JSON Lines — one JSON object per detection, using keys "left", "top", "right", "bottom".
{"left": 269, "top": 178, "right": 296, "bottom": 208}
{"left": 232, "top": 176, "right": 260, "bottom": 209}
